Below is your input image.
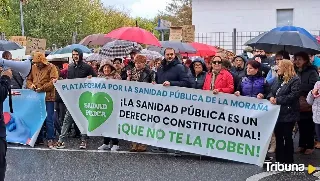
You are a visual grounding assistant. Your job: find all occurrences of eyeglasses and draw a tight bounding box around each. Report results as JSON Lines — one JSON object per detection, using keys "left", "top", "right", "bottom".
{"left": 212, "top": 61, "right": 222, "bottom": 65}
{"left": 276, "top": 58, "right": 283, "bottom": 61}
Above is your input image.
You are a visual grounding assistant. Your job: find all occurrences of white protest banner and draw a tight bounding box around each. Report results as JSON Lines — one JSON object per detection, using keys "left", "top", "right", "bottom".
{"left": 54, "top": 78, "right": 280, "bottom": 166}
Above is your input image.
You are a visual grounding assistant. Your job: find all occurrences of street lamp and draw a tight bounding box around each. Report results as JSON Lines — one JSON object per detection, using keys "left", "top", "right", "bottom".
{"left": 19, "top": 0, "right": 25, "bottom": 36}
{"left": 72, "top": 20, "right": 83, "bottom": 44}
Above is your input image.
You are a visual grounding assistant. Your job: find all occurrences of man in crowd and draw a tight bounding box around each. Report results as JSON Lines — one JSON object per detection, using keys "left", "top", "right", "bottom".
{"left": 152, "top": 47, "right": 190, "bottom": 155}
{"left": 26, "top": 52, "right": 59, "bottom": 148}
{"left": 56, "top": 48, "right": 96, "bottom": 149}
{"left": 252, "top": 49, "right": 272, "bottom": 78}
{"left": 2, "top": 52, "right": 24, "bottom": 89}
{"left": 0, "top": 68, "right": 12, "bottom": 181}
{"left": 121, "top": 49, "right": 139, "bottom": 80}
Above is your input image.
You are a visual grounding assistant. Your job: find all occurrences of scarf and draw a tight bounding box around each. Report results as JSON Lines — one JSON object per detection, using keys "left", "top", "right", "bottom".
{"left": 210, "top": 71, "right": 220, "bottom": 90}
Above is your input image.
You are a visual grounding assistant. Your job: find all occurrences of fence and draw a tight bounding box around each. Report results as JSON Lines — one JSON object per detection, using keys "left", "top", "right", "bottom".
{"left": 195, "top": 29, "right": 320, "bottom": 55}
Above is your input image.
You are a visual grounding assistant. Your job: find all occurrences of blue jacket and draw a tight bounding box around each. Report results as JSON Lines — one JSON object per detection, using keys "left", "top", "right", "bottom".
{"left": 313, "top": 56, "right": 320, "bottom": 68}
{"left": 237, "top": 75, "right": 267, "bottom": 98}
{"left": 156, "top": 57, "right": 191, "bottom": 88}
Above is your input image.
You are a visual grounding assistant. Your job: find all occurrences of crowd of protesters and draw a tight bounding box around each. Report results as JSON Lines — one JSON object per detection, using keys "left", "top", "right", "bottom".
{"left": 2, "top": 46, "right": 320, "bottom": 165}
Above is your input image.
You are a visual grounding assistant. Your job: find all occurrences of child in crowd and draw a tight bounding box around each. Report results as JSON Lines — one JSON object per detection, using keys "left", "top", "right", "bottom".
{"left": 307, "top": 81, "right": 320, "bottom": 149}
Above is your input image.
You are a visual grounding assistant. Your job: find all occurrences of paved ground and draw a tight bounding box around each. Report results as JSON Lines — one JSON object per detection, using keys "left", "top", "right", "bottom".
{"left": 4, "top": 136, "right": 320, "bottom": 181}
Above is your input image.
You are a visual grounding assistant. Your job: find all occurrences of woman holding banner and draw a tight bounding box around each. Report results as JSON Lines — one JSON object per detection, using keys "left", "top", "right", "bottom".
{"left": 97, "top": 59, "right": 122, "bottom": 151}
{"left": 202, "top": 56, "right": 234, "bottom": 94}
{"left": 234, "top": 60, "right": 272, "bottom": 162}
{"left": 267, "top": 59, "right": 300, "bottom": 164}
{"left": 126, "top": 54, "right": 155, "bottom": 152}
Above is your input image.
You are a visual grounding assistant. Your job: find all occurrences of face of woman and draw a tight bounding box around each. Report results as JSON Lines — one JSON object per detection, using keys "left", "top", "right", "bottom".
{"left": 234, "top": 57, "right": 244, "bottom": 68}
{"left": 155, "top": 61, "right": 161, "bottom": 69}
{"left": 246, "top": 64, "right": 258, "bottom": 75}
{"left": 103, "top": 65, "right": 112, "bottom": 75}
{"left": 294, "top": 56, "right": 307, "bottom": 68}
{"left": 193, "top": 62, "right": 203, "bottom": 73}
{"left": 275, "top": 55, "right": 283, "bottom": 65}
{"left": 113, "top": 60, "right": 122, "bottom": 70}
{"left": 211, "top": 57, "right": 222, "bottom": 72}
{"left": 135, "top": 62, "right": 145, "bottom": 70}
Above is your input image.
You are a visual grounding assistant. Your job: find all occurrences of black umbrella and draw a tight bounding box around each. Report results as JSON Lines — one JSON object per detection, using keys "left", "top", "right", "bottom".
{"left": 0, "top": 40, "right": 23, "bottom": 51}
{"left": 148, "top": 41, "right": 196, "bottom": 54}
{"left": 244, "top": 31, "right": 320, "bottom": 54}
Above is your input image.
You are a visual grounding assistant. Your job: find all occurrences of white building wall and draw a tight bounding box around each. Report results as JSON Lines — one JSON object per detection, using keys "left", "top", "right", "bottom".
{"left": 192, "top": 0, "right": 320, "bottom": 53}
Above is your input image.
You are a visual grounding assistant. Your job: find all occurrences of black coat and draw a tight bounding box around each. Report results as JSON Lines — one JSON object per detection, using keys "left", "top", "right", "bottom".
{"left": 156, "top": 57, "right": 190, "bottom": 88}
{"left": 121, "top": 61, "right": 135, "bottom": 80}
{"left": 267, "top": 76, "right": 301, "bottom": 123}
{"left": 67, "top": 61, "right": 97, "bottom": 79}
{"left": 296, "top": 65, "right": 318, "bottom": 97}
{"left": 137, "top": 66, "right": 155, "bottom": 83}
{"left": 231, "top": 66, "right": 246, "bottom": 79}
{"left": 190, "top": 71, "right": 206, "bottom": 89}
{"left": 10, "top": 70, "right": 24, "bottom": 89}
{"left": 0, "top": 75, "right": 10, "bottom": 138}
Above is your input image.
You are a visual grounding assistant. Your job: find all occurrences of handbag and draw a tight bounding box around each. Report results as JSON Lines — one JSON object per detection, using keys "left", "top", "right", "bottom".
{"left": 299, "top": 96, "right": 312, "bottom": 112}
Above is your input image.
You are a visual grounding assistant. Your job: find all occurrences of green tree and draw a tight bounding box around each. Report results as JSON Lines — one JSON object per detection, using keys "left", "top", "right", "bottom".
{"left": 158, "top": 0, "right": 192, "bottom": 26}
{"left": 0, "top": 0, "right": 11, "bottom": 17}
{"left": 0, "top": 0, "right": 158, "bottom": 47}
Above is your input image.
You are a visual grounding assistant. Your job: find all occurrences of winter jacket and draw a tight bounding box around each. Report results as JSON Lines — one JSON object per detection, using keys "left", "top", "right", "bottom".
{"left": 10, "top": 70, "right": 24, "bottom": 89}
{"left": 0, "top": 75, "right": 10, "bottom": 138}
{"left": 231, "top": 55, "right": 247, "bottom": 79}
{"left": 190, "top": 58, "right": 207, "bottom": 89}
{"left": 231, "top": 66, "right": 246, "bottom": 79}
{"left": 67, "top": 48, "right": 97, "bottom": 79}
{"left": 121, "top": 61, "right": 135, "bottom": 80}
{"left": 267, "top": 76, "right": 301, "bottom": 123}
{"left": 313, "top": 56, "right": 320, "bottom": 68}
{"left": 129, "top": 66, "right": 155, "bottom": 83}
{"left": 26, "top": 63, "right": 58, "bottom": 102}
{"left": 156, "top": 57, "right": 190, "bottom": 88}
{"left": 266, "top": 66, "right": 278, "bottom": 85}
{"left": 203, "top": 69, "right": 234, "bottom": 93}
{"left": 306, "top": 81, "right": 320, "bottom": 124}
{"left": 237, "top": 75, "right": 268, "bottom": 98}
{"left": 295, "top": 65, "right": 318, "bottom": 97}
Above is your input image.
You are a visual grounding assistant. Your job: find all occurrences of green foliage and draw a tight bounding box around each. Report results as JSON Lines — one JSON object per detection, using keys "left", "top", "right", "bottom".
{"left": 0, "top": 0, "right": 158, "bottom": 47}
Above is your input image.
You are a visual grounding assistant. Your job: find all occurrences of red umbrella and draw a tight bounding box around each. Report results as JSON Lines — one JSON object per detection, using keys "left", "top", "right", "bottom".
{"left": 188, "top": 42, "right": 218, "bottom": 57}
{"left": 79, "top": 34, "right": 113, "bottom": 46}
{"left": 105, "top": 27, "right": 161, "bottom": 47}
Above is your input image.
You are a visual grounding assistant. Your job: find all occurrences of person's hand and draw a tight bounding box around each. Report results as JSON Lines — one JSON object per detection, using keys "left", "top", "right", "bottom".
{"left": 270, "top": 97, "right": 277, "bottom": 104}
{"left": 255, "top": 57, "right": 262, "bottom": 63}
{"left": 87, "top": 75, "right": 92, "bottom": 79}
{"left": 234, "top": 91, "right": 240, "bottom": 96}
{"left": 163, "top": 81, "right": 170, "bottom": 86}
{"left": 35, "top": 88, "right": 42, "bottom": 93}
{"left": 30, "top": 84, "right": 37, "bottom": 91}
{"left": 151, "top": 81, "right": 156, "bottom": 85}
{"left": 312, "top": 89, "right": 319, "bottom": 96}
{"left": 52, "top": 78, "right": 58, "bottom": 83}
{"left": 5, "top": 113, "right": 31, "bottom": 145}
{"left": 213, "top": 89, "right": 219, "bottom": 94}
{"left": 127, "top": 70, "right": 131, "bottom": 77}
{"left": 257, "top": 93, "right": 264, "bottom": 99}
{"left": 1, "top": 69, "right": 12, "bottom": 79}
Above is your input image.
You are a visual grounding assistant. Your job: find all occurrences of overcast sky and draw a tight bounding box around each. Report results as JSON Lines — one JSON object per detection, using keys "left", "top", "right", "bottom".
{"left": 101, "top": 0, "right": 170, "bottom": 19}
